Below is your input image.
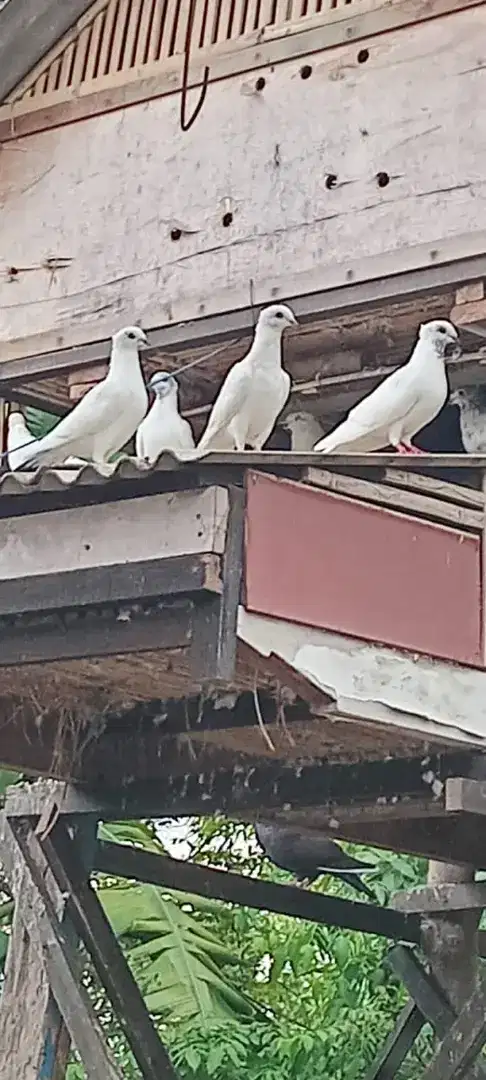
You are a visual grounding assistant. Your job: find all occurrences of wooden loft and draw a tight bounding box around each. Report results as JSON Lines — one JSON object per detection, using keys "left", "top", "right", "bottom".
{"left": 1, "top": 450, "right": 486, "bottom": 866}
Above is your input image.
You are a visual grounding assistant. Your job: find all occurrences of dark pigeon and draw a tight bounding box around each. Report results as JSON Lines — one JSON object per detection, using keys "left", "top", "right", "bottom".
{"left": 255, "top": 822, "right": 376, "bottom": 899}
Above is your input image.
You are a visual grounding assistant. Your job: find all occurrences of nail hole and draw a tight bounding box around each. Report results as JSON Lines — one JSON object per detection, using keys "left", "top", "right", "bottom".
{"left": 170, "top": 227, "right": 182, "bottom": 241}
{"left": 357, "top": 48, "right": 369, "bottom": 63}
{"left": 222, "top": 212, "right": 233, "bottom": 228}
{"left": 7, "top": 266, "right": 19, "bottom": 277}
{"left": 325, "top": 174, "right": 338, "bottom": 190}
{"left": 255, "top": 76, "right": 266, "bottom": 91}
{"left": 376, "top": 171, "right": 390, "bottom": 188}
{"left": 300, "top": 65, "right": 312, "bottom": 79}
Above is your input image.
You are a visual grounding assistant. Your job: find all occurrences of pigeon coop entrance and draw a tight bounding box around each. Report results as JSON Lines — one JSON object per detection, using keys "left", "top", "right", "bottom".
{"left": 1, "top": 454, "right": 486, "bottom": 1078}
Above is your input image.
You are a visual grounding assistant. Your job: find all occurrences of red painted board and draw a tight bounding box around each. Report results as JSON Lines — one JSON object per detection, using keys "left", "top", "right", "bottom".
{"left": 244, "top": 471, "right": 482, "bottom": 668}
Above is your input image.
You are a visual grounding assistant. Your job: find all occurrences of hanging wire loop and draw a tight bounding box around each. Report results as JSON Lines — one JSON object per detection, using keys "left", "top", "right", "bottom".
{"left": 180, "top": 0, "right": 210, "bottom": 132}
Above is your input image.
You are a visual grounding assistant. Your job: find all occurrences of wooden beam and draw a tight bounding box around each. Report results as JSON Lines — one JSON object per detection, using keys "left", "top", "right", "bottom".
{"left": 303, "top": 467, "right": 483, "bottom": 531}
{"left": 5, "top": 752, "right": 478, "bottom": 822}
{"left": 422, "top": 980, "right": 486, "bottom": 1080}
{"left": 387, "top": 946, "right": 456, "bottom": 1039}
{"left": 446, "top": 777, "right": 486, "bottom": 815}
{"left": 0, "top": 0, "right": 94, "bottom": 101}
{"left": 0, "top": 599, "right": 193, "bottom": 665}
{"left": 364, "top": 1001, "right": 424, "bottom": 1080}
{"left": 0, "top": 553, "right": 222, "bottom": 617}
{"left": 451, "top": 282, "right": 486, "bottom": 338}
{"left": 392, "top": 882, "right": 486, "bottom": 914}
{"left": 94, "top": 839, "right": 420, "bottom": 943}
{"left": 41, "top": 823, "right": 178, "bottom": 1080}
{"left": 333, "top": 815, "right": 486, "bottom": 869}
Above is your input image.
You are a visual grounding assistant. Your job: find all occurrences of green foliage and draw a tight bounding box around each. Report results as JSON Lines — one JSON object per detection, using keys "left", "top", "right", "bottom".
{"left": 0, "top": 787, "right": 433, "bottom": 1080}
{"left": 23, "top": 407, "right": 59, "bottom": 439}
{"left": 98, "top": 821, "right": 259, "bottom": 1023}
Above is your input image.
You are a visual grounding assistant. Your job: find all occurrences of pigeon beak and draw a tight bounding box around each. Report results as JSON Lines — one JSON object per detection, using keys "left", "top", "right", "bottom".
{"left": 139, "top": 333, "right": 149, "bottom": 350}
{"left": 288, "top": 312, "right": 299, "bottom": 327}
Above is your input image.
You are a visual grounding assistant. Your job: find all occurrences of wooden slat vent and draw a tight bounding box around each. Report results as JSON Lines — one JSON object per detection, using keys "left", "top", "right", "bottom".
{"left": 7, "top": 0, "right": 350, "bottom": 105}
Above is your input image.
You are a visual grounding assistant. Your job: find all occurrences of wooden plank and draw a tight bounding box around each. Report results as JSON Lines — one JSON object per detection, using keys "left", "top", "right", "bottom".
{"left": 384, "top": 468, "right": 484, "bottom": 511}
{"left": 5, "top": 818, "right": 123, "bottom": 1080}
{"left": 392, "top": 882, "right": 486, "bottom": 914}
{"left": 94, "top": 839, "right": 420, "bottom": 942}
{"left": 446, "top": 777, "right": 486, "bottom": 815}
{"left": 189, "top": 484, "right": 244, "bottom": 680}
{"left": 482, "top": 469, "right": 486, "bottom": 664}
{"left": 96, "top": 0, "right": 121, "bottom": 75}
{"left": 84, "top": 9, "right": 108, "bottom": 82}
{"left": 422, "top": 981, "right": 486, "bottom": 1080}
{"left": 0, "top": 601, "right": 192, "bottom": 665}
{"left": 387, "top": 946, "right": 456, "bottom": 1038}
{"left": 455, "top": 283, "right": 485, "bottom": 306}
{"left": 364, "top": 1001, "right": 424, "bottom": 1080}
{"left": 0, "top": 0, "right": 482, "bottom": 140}
{"left": 0, "top": 553, "right": 221, "bottom": 616}
{"left": 133, "top": 0, "right": 157, "bottom": 66}
{"left": 44, "top": 823, "right": 178, "bottom": 1080}
{"left": 69, "top": 23, "right": 93, "bottom": 86}
{"left": 0, "top": 0, "right": 95, "bottom": 101}
{"left": 451, "top": 297, "right": 486, "bottom": 338}
{"left": 304, "top": 467, "right": 483, "bottom": 531}
{"left": 0, "top": 487, "right": 229, "bottom": 580}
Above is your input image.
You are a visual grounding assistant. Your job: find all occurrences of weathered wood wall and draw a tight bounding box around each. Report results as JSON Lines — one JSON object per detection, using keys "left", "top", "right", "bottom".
{"left": 0, "top": 4, "right": 485, "bottom": 359}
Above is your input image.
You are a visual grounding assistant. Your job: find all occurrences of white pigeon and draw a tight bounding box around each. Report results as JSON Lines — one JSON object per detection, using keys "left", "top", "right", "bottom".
{"left": 135, "top": 371, "right": 195, "bottom": 463}
{"left": 449, "top": 387, "right": 486, "bottom": 453}
{"left": 314, "top": 319, "right": 461, "bottom": 455}
{"left": 18, "top": 326, "right": 149, "bottom": 470}
{"left": 197, "top": 304, "right": 297, "bottom": 452}
{"left": 7, "top": 410, "right": 89, "bottom": 474}
{"left": 6, "top": 411, "right": 36, "bottom": 472}
{"left": 282, "top": 410, "right": 326, "bottom": 450}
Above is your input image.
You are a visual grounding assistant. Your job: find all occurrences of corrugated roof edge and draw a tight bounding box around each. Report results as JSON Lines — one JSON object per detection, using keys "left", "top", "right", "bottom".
{"left": 0, "top": 450, "right": 485, "bottom": 498}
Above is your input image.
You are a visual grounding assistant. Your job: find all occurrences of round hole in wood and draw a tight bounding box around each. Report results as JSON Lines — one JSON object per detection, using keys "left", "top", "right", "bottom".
{"left": 325, "top": 174, "right": 338, "bottom": 190}
{"left": 300, "top": 64, "right": 312, "bottom": 79}
{"left": 357, "top": 48, "right": 369, "bottom": 63}
{"left": 376, "top": 171, "right": 390, "bottom": 187}
{"left": 222, "top": 212, "right": 233, "bottom": 227}
{"left": 255, "top": 76, "right": 266, "bottom": 91}
{"left": 170, "top": 227, "right": 182, "bottom": 241}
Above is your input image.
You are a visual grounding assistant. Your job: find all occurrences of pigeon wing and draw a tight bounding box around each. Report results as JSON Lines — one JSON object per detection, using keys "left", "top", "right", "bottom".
{"left": 22, "top": 380, "right": 121, "bottom": 466}
{"left": 315, "top": 366, "right": 421, "bottom": 450}
{"left": 198, "top": 360, "right": 251, "bottom": 450}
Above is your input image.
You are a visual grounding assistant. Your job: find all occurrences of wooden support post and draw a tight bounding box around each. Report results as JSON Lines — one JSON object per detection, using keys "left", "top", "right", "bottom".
{"left": 422, "top": 862, "right": 480, "bottom": 1016}
{"left": 42, "top": 822, "right": 178, "bottom": 1080}
{"left": 0, "top": 814, "right": 116, "bottom": 1080}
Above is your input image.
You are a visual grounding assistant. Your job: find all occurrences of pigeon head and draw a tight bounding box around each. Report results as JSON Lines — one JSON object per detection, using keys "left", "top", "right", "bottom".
{"left": 113, "top": 326, "right": 149, "bottom": 351}
{"left": 257, "top": 304, "right": 298, "bottom": 333}
{"left": 283, "top": 411, "right": 315, "bottom": 432}
{"left": 450, "top": 386, "right": 486, "bottom": 411}
{"left": 8, "top": 412, "right": 26, "bottom": 429}
{"left": 419, "top": 319, "right": 461, "bottom": 359}
{"left": 147, "top": 371, "right": 178, "bottom": 398}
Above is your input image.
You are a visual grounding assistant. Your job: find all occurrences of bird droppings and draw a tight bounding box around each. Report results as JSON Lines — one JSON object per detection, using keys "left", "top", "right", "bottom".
{"left": 422, "top": 770, "right": 436, "bottom": 786}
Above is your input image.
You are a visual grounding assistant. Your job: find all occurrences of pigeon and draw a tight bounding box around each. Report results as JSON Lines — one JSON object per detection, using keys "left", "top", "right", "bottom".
{"left": 314, "top": 319, "right": 461, "bottom": 455}
{"left": 135, "top": 371, "right": 195, "bottom": 464}
{"left": 6, "top": 411, "right": 36, "bottom": 472}
{"left": 17, "top": 326, "right": 149, "bottom": 470}
{"left": 255, "top": 822, "right": 376, "bottom": 898}
{"left": 282, "top": 410, "right": 326, "bottom": 450}
{"left": 6, "top": 410, "right": 88, "bottom": 474}
{"left": 449, "top": 387, "right": 486, "bottom": 453}
{"left": 197, "top": 304, "right": 297, "bottom": 451}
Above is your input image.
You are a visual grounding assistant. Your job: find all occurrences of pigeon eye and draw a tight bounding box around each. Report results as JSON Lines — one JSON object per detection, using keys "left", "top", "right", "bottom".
{"left": 126, "top": 331, "right": 136, "bottom": 339}
{"left": 438, "top": 327, "right": 447, "bottom": 334}
{"left": 275, "top": 312, "right": 284, "bottom": 319}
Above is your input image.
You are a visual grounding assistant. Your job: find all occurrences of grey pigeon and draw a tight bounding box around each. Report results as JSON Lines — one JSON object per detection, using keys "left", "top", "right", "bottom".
{"left": 282, "top": 410, "right": 326, "bottom": 450}
{"left": 449, "top": 386, "right": 486, "bottom": 453}
{"left": 17, "top": 326, "right": 149, "bottom": 471}
{"left": 315, "top": 319, "right": 460, "bottom": 455}
{"left": 197, "top": 304, "right": 297, "bottom": 451}
{"left": 136, "top": 371, "right": 195, "bottom": 463}
{"left": 255, "top": 822, "right": 375, "bottom": 898}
